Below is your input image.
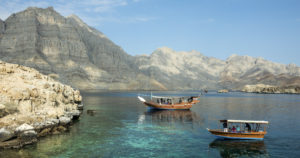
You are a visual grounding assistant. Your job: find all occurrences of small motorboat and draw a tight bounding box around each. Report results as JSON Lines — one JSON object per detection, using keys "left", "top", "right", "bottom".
{"left": 207, "top": 119, "right": 269, "bottom": 140}
{"left": 137, "top": 95, "right": 200, "bottom": 110}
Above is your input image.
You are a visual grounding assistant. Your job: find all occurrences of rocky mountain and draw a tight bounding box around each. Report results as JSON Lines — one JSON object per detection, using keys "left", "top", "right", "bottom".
{"left": 135, "top": 47, "right": 300, "bottom": 90}
{"left": 220, "top": 55, "right": 300, "bottom": 89}
{"left": 0, "top": 7, "right": 144, "bottom": 90}
{"left": 135, "top": 47, "right": 226, "bottom": 90}
{"left": 0, "top": 7, "right": 299, "bottom": 91}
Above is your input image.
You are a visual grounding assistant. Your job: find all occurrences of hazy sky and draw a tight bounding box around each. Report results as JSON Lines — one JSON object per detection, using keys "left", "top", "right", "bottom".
{"left": 0, "top": 0, "right": 300, "bottom": 65}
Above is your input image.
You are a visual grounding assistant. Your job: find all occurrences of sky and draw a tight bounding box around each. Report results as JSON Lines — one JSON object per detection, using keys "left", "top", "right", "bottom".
{"left": 0, "top": 0, "right": 300, "bottom": 65}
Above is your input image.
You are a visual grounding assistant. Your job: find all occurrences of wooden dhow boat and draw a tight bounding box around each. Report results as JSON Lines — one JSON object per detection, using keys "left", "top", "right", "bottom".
{"left": 137, "top": 95, "right": 200, "bottom": 110}
{"left": 207, "top": 119, "right": 269, "bottom": 140}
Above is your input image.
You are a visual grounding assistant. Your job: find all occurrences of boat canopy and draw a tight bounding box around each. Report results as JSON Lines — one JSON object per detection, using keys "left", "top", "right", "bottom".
{"left": 220, "top": 119, "right": 269, "bottom": 124}
{"left": 151, "top": 95, "right": 193, "bottom": 99}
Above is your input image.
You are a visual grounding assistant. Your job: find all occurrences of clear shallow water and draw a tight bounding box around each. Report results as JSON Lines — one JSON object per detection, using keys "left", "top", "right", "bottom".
{"left": 1, "top": 91, "right": 300, "bottom": 158}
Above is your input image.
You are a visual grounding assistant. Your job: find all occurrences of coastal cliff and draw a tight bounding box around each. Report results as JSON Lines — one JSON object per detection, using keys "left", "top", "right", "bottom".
{"left": 242, "top": 84, "right": 300, "bottom": 94}
{"left": 0, "top": 61, "right": 83, "bottom": 148}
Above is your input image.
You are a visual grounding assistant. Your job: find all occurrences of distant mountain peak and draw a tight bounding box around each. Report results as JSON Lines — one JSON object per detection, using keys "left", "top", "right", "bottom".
{"left": 156, "top": 46, "right": 174, "bottom": 52}
{"left": 154, "top": 47, "right": 203, "bottom": 57}
{"left": 22, "top": 6, "right": 58, "bottom": 15}
{"left": 67, "top": 14, "right": 86, "bottom": 26}
{"left": 26, "top": 6, "right": 54, "bottom": 11}
{"left": 67, "top": 14, "right": 107, "bottom": 39}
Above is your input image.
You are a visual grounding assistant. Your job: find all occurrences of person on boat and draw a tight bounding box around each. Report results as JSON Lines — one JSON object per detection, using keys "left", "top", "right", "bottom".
{"left": 232, "top": 126, "right": 236, "bottom": 132}
{"left": 236, "top": 125, "right": 240, "bottom": 132}
{"left": 223, "top": 122, "right": 228, "bottom": 132}
{"left": 245, "top": 123, "right": 251, "bottom": 132}
{"left": 188, "top": 97, "right": 193, "bottom": 102}
{"left": 179, "top": 98, "right": 182, "bottom": 103}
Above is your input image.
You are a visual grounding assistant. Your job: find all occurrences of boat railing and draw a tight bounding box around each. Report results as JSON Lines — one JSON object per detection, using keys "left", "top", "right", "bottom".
{"left": 211, "top": 129, "right": 265, "bottom": 134}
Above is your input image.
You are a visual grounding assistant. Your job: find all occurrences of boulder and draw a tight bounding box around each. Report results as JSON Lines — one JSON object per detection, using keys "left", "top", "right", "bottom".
{"left": 15, "top": 123, "right": 34, "bottom": 133}
{"left": 52, "top": 125, "right": 67, "bottom": 135}
{"left": 38, "top": 128, "right": 52, "bottom": 137}
{"left": 20, "top": 130, "right": 37, "bottom": 138}
{"left": 77, "top": 103, "right": 84, "bottom": 110}
{"left": 0, "top": 104, "right": 7, "bottom": 118}
{"left": 59, "top": 117, "right": 71, "bottom": 125}
{"left": 0, "top": 128, "right": 15, "bottom": 142}
{"left": 70, "top": 110, "right": 81, "bottom": 120}
{"left": 19, "top": 130, "right": 37, "bottom": 145}
{"left": 74, "top": 91, "right": 82, "bottom": 103}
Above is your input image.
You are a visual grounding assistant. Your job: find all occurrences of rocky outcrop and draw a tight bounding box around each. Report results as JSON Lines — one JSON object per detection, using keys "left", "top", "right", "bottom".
{"left": 241, "top": 84, "right": 300, "bottom": 94}
{"left": 218, "top": 89, "right": 229, "bottom": 93}
{"left": 0, "top": 61, "right": 83, "bottom": 148}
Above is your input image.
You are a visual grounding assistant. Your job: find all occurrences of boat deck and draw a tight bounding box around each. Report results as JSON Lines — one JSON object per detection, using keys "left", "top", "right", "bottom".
{"left": 208, "top": 129, "right": 267, "bottom": 140}
{"left": 144, "top": 101, "right": 194, "bottom": 110}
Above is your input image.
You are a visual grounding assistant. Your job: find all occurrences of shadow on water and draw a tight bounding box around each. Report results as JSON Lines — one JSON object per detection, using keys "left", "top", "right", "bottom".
{"left": 209, "top": 139, "right": 269, "bottom": 157}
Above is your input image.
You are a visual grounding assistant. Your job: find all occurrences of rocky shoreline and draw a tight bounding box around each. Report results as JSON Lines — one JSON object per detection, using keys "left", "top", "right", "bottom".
{"left": 0, "top": 61, "right": 83, "bottom": 149}
{"left": 241, "top": 84, "right": 300, "bottom": 94}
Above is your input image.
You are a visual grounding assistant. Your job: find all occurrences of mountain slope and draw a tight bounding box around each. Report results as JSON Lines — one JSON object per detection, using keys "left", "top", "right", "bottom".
{"left": 0, "top": 7, "right": 142, "bottom": 90}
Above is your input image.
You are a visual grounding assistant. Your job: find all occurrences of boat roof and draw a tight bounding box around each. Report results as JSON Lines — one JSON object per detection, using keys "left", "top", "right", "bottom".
{"left": 151, "top": 95, "right": 193, "bottom": 99}
{"left": 220, "top": 119, "right": 269, "bottom": 124}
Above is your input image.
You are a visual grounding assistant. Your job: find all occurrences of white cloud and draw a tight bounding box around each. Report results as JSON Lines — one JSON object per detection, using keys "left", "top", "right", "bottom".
{"left": 0, "top": 0, "right": 156, "bottom": 27}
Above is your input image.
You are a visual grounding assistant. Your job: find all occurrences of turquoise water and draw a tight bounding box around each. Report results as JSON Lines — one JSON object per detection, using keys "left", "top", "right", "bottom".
{"left": 1, "top": 91, "right": 300, "bottom": 157}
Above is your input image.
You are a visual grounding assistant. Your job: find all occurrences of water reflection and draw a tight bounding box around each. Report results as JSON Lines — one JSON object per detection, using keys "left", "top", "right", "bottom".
{"left": 209, "top": 139, "right": 269, "bottom": 157}
{"left": 139, "top": 109, "right": 205, "bottom": 130}
{"left": 145, "top": 109, "right": 201, "bottom": 122}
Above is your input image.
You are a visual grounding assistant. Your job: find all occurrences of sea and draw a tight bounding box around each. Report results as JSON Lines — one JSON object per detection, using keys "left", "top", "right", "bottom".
{"left": 1, "top": 91, "right": 300, "bottom": 158}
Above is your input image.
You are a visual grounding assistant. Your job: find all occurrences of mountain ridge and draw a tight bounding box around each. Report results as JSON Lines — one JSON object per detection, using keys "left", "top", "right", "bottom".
{"left": 0, "top": 7, "right": 299, "bottom": 91}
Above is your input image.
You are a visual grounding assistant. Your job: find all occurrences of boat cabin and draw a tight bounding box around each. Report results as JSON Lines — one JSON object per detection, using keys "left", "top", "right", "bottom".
{"left": 220, "top": 120, "right": 269, "bottom": 133}
{"left": 152, "top": 96, "right": 198, "bottom": 105}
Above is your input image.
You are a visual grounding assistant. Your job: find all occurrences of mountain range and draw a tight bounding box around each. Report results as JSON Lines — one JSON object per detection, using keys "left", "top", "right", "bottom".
{"left": 0, "top": 7, "right": 299, "bottom": 90}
